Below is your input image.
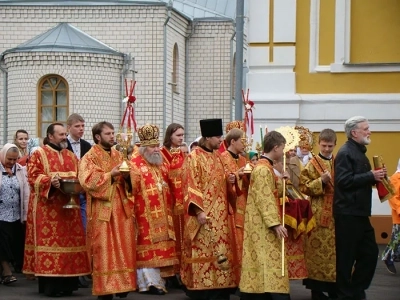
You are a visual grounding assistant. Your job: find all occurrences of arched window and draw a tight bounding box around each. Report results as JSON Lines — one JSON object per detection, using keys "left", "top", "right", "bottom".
{"left": 172, "top": 43, "right": 179, "bottom": 93}
{"left": 38, "top": 75, "right": 69, "bottom": 137}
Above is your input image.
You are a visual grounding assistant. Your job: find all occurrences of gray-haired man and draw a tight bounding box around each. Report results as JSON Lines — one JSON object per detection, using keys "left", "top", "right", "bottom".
{"left": 334, "top": 116, "right": 384, "bottom": 300}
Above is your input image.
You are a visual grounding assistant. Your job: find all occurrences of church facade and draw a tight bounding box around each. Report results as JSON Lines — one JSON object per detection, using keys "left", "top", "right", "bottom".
{"left": 247, "top": 0, "right": 400, "bottom": 242}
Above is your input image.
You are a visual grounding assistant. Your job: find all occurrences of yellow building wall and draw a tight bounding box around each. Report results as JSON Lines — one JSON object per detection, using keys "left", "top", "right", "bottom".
{"left": 312, "top": 132, "right": 400, "bottom": 175}
{"left": 350, "top": 0, "right": 400, "bottom": 63}
{"left": 296, "top": 0, "right": 400, "bottom": 94}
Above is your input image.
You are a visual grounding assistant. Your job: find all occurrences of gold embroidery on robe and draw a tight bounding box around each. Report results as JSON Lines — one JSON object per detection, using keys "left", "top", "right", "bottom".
{"left": 181, "top": 147, "right": 238, "bottom": 290}
{"left": 239, "top": 159, "right": 289, "bottom": 294}
{"left": 79, "top": 145, "right": 137, "bottom": 295}
{"left": 23, "top": 146, "right": 90, "bottom": 278}
{"left": 300, "top": 157, "right": 336, "bottom": 282}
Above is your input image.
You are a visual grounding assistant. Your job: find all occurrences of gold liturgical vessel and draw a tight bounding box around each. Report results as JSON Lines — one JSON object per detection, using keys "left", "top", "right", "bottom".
{"left": 116, "top": 129, "right": 133, "bottom": 173}
{"left": 242, "top": 133, "right": 254, "bottom": 174}
{"left": 59, "top": 178, "right": 83, "bottom": 209}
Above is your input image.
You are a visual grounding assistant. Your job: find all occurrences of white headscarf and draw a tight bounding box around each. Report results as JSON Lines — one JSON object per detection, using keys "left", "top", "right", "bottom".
{"left": 296, "top": 147, "right": 311, "bottom": 166}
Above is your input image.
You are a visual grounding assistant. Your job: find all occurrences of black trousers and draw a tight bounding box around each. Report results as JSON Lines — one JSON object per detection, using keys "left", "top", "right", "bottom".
{"left": 334, "top": 215, "right": 378, "bottom": 300}
{"left": 240, "top": 292, "right": 291, "bottom": 300}
{"left": 184, "top": 287, "right": 237, "bottom": 300}
{"left": 0, "top": 220, "right": 24, "bottom": 268}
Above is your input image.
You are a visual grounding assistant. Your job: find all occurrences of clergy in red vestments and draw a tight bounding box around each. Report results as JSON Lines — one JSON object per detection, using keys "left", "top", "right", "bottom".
{"left": 79, "top": 122, "right": 137, "bottom": 300}
{"left": 220, "top": 127, "right": 249, "bottom": 279}
{"left": 130, "top": 124, "right": 178, "bottom": 295}
{"left": 160, "top": 123, "right": 185, "bottom": 284}
{"left": 218, "top": 120, "right": 244, "bottom": 154}
{"left": 23, "top": 123, "right": 90, "bottom": 297}
{"left": 181, "top": 118, "right": 238, "bottom": 300}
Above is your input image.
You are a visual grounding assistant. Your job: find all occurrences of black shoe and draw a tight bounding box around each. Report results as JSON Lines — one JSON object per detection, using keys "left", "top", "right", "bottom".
{"left": 115, "top": 292, "right": 129, "bottom": 298}
{"left": 166, "top": 275, "right": 182, "bottom": 289}
{"left": 312, "top": 290, "right": 329, "bottom": 300}
{"left": 328, "top": 292, "right": 338, "bottom": 299}
{"left": 384, "top": 260, "right": 397, "bottom": 274}
{"left": 78, "top": 276, "right": 90, "bottom": 288}
{"left": 12, "top": 265, "right": 23, "bottom": 274}
{"left": 98, "top": 295, "right": 113, "bottom": 300}
{"left": 149, "top": 285, "right": 166, "bottom": 295}
{"left": 44, "top": 284, "right": 62, "bottom": 297}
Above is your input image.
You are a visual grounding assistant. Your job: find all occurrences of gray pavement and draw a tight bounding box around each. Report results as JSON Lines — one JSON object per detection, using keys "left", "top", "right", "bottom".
{"left": 1, "top": 245, "right": 399, "bottom": 300}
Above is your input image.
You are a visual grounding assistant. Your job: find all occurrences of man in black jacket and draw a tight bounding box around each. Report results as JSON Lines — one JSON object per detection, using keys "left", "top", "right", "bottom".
{"left": 334, "top": 116, "right": 385, "bottom": 300}
{"left": 66, "top": 113, "right": 92, "bottom": 288}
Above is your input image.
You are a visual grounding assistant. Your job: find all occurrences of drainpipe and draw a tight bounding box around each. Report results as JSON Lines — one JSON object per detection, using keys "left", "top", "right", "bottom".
{"left": 163, "top": 5, "right": 172, "bottom": 133}
{"left": 229, "top": 29, "right": 236, "bottom": 121}
{"left": 234, "top": 0, "right": 245, "bottom": 120}
{"left": 0, "top": 53, "right": 8, "bottom": 145}
{"left": 184, "top": 21, "right": 197, "bottom": 141}
{"left": 121, "top": 54, "right": 129, "bottom": 120}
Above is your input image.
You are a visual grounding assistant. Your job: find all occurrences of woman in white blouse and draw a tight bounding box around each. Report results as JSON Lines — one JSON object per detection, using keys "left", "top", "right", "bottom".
{"left": 0, "top": 143, "right": 30, "bottom": 285}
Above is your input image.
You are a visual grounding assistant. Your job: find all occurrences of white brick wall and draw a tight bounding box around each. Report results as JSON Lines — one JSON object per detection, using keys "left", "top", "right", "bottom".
{"left": 4, "top": 52, "right": 123, "bottom": 142}
{"left": 165, "top": 11, "right": 187, "bottom": 130}
{"left": 0, "top": 5, "right": 235, "bottom": 145}
{"left": 186, "top": 22, "right": 234, "bottom": 144}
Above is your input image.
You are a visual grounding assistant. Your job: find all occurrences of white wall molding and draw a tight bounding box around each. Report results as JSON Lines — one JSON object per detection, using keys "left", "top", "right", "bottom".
{"left": 333, "top": 0, "right": 351, "bottom": 65}
{"left": 247, "top": 0, "right": 297, "bottom": 97}
{"left": 248, "top": 0, "right": 270, "bottom": 43}
{"left": 252, "top": 93, "right": 400, "bottom": 132}
{"left": 309, "top": 0, "right": 330, "bottom": 73}
{"left": 330, "top": 63, "right": 400, "bottom": 73}
{"left": 310, "top": 0, "right": 400, "bottom": 73}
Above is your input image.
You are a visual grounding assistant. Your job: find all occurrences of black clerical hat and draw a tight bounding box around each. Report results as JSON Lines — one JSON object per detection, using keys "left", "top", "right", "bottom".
{"left": 200, "top": 119, "right": 223, "bottom": 137}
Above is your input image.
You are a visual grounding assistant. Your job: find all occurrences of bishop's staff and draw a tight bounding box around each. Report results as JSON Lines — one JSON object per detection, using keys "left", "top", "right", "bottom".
{"left": 275, "top": 126, "right": 300, "bottom": 277}
{"left": 116, "top": 79, "right": 137, "bottom": 173}
{"left": 242, "top": 89, "right": 255, "bottom": 173}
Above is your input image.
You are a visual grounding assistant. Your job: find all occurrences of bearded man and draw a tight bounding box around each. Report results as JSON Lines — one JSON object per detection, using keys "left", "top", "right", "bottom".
{"left": 23, "top": 123, "right": 90, "bottom": 297}
{"left": 334, "top": 116, "right": 382, "bottom": 300}
{"left": 181, "top": 118, "right": 238, "bottom": 300}
{"left": 130, "top": 124, "right": 178, "bottom": 295}
{"left": 79, "top": 122, "right": 137, "bottom": 300}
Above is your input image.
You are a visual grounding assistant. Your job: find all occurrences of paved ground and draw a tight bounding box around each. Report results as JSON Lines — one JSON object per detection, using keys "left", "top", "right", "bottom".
{"left": 1, "top": 246, "right": 399, "bottom": 300}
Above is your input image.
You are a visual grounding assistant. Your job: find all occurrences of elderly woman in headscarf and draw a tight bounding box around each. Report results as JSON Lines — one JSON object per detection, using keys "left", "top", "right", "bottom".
{"left": 0, "top": 143, "right": 30, "bottom": 285}
{"left": 382, "top": 159, "right": 400, "bottom": 275}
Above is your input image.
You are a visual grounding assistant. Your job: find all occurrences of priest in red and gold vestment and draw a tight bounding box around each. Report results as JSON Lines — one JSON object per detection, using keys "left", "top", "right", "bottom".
{"left": 273, "top": 157, "right": 309, "bottom": 281}
{"left": 240, "top": 131, "right": 290, "bottom": 300}
{"left": 78, "top": 122, "right": 137, "bottom": 300}
{"left": 23, "top": 123, "right": 90, "bottom": 297}
{"left": 220, "top": 127, "right": 249, "bottom": 278}
{"left": 300, "top": 129, "right": 337, "bottom": 300}
{"left": 218, "top": 120, "right": 244, "bottom": 153}
{"left": 161, "top": 123, "right": 185, "bottom": 283}
{"left": 181, "top": 118, "right": 238, "bottom": 300}
{"left": 130, "top": 124, "right": 178, "bottom": 295}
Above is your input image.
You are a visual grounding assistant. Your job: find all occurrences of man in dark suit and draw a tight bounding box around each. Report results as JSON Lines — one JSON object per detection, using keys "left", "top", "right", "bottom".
{"left": 66, "top": 113, "right": 92, "bottom": 288}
